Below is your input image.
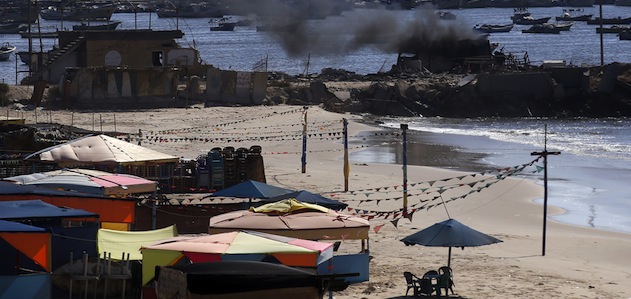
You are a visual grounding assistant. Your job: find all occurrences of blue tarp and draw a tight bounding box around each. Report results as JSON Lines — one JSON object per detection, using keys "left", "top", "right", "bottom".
{"left": 0, "top": 220, "right": 45, "bottom": 232}
{"left": 0, "top": 200, "right": 98, "bottom": 220}
{"left": 205, "top": 180, "right": 294, "bottom": 199}
{"left": 263, "top": 190, "right": 348, "bottom": 211}
{"left": 0, "top": 272, "right": 51, "bottom": 299}
{"left": 0, "top": 181, "right": 103, "bottom": 198}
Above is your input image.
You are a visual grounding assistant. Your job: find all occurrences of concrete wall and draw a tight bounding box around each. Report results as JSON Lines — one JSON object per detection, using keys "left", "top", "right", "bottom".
{"left": 62, "top": 67, "right": 179, "bottom": 106}
{"left": 205, "top": 69, "right": 268, "bottom": 105}
{"left": 476, "top": 72, "right": 555, "bottom": 101}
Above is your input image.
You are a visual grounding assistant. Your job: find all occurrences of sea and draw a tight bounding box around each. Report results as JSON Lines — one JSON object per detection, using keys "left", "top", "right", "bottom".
{"left": 1, "top": 5, "right": 630, "bottom": 235}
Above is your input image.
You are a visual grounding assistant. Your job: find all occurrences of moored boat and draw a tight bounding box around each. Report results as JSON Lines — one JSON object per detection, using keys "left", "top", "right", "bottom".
{"left": 553, "top": 21, "right": 574, "bottom": 31}
{"left": 511, "top": 7, "right": 531, "bottom": 21}
{"left": 521, "top": 23, "right": 562, "bottom": 34}
{"left": 19, "top": 30, "right": 58, "bottom": 39}
{"left": 619, "top": 30, "right": 631, "bottom": 40}
{"left": 0, "top": 22, "right": 25, "bottom": 34}
{"left": 586, "top": 16, "right": 631, "bottom": 25}
{"left": 0, "top": 43, "right": 16, "bottom": 61}
{"left": 596, "top": 25, "right": 631, "bottom": 33}
{"left": 73, "top": 21, "right": 122, "bottom": 31}
{"left": 156, "top": 3, "right": 223, "bottom": 18}
{"left": 437, "top": 11, "right": 456, "bottom": 20}
{"left": 514, "top": 16, "right": 552, "bottom": 25}
{"left": 40, "top": 4, "right": 116, "bottom": 21}
{"left": 473, "top": 23, "right": 514, "bottom": 33}
{"left": 555, "top": 9, "right": 593, "bottom": 21}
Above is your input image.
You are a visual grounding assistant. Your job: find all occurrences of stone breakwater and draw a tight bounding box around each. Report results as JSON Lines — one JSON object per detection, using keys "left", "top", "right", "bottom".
{"left": 266, "top": 63, "right": 631, "bottom": 118}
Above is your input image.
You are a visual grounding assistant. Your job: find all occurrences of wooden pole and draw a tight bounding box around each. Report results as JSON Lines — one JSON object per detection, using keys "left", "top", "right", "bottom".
{"left": 343, "top": 118, "right": 349, "bottom": 191}
{"left": 301, "top": 106, "right": 308, "bottom": 173}
{"left": 401, "top": 124, "right": 408, "bottom": 212}
{"left": 599, "top": 0, "right": 604, "bottom": 66}
{"left": 531, "top": 124, "right": 560, "bottom": 256}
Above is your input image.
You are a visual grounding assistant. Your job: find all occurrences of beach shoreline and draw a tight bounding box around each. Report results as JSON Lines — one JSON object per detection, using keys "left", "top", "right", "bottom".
{"left": 3, "top": 104, "right": 630, "bottom": 298}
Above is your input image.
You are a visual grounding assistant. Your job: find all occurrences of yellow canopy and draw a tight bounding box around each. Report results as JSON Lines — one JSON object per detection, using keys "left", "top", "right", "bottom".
{"left": 97, "top": 225, "right": 177, "bottom": 261}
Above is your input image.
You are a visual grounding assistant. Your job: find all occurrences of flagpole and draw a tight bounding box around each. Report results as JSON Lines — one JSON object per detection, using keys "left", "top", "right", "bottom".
{"left": 531, "top": 124, "right": 560, "bottom": 256}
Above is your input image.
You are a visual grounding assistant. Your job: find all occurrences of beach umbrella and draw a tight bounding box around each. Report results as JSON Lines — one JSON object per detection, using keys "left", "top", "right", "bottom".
{"left": 4, "top": 168, "right": 157, "bottom": 197}
{"left": 400, "top": 218, "right": 502, "bottom": 268}
{"left": 204, "top": 179, "right": 294, "bottom": 199}
{"left": 263, "top": 190, "right": 348, "bottom": 211}
{"left": 23, "top": 134, "right": 179, "bottom": 166}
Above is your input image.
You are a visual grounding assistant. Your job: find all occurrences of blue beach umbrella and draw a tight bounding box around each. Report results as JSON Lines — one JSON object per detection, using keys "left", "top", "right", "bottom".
{"left": 400, "top": 218, "right": 502, "bottom": 268}
{"left": 205, "top": 180, "right": 294, "bottom": 199}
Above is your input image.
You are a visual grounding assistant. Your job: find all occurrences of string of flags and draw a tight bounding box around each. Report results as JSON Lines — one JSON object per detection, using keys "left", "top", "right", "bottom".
{"left": 135, "top": 131, "right": 347, "bottom": 145}
{"left": 329, "top": 156, "right": 543, "bottom": 227}
{"left": 144, "top": 119, "right": 341, "bottom": 137}
{"left": 328, "top": 156, "right": 542, "bottom": 198}
{"left": 149, "top": 108, "right": 303, "bottom": 135}
{"left": 263, "top": 145, "right": 368, "bottom": 155}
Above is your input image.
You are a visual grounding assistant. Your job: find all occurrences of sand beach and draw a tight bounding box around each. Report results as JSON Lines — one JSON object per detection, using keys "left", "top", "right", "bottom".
{"left": 4, "top": 104, "right": 631, "bottom": 298}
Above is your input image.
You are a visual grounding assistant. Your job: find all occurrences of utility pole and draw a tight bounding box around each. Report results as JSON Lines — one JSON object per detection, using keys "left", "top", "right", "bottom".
{"left": 531, "top": 124, "right": 561, "bottom": 256}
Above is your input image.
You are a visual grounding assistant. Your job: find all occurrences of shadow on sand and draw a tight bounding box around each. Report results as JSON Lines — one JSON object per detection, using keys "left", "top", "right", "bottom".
{"left": 386, "top": 295, "right": 468, "bottom": 299}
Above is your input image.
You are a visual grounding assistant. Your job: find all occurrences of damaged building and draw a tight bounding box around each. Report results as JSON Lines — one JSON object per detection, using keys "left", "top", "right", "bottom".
{"left": 21, "top": 29, "right": 268, "bottom": 108}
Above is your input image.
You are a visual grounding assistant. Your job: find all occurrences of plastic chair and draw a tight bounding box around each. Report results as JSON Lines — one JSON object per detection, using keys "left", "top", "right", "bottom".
{"left": 403, "top": 271, "right": 422, "bottom": 297}
{"left": 437, "top": 266, "right": 455, "bottom": 296}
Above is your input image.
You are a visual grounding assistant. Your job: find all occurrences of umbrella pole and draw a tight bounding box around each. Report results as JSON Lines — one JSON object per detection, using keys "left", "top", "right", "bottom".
{"left": 448, "top": 247, "right": 452, "bottom": 269}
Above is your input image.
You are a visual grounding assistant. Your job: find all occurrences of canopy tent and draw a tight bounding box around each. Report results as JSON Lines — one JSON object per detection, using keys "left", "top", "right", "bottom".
{"left": 205, "top": 180, "right": 294, "bottom": 199}
{"left": 140, "top": 230, "right": 334, "bottom": 286}
{"left": 97, "top": 225, "right": 178, "bottom": 261}
{"left": 23, "top": 134, "right": 179, "bottom": 166}
{"left": 0, "top": 220, "right": 51, "bottom": 272}
{"left": 4, "top": 168, "right": 157, "bottom": 197}
{"left": 0, "top": 180, "right": 103, "bottom": 198}
{"left": 0, "top": 200, "right": 99, "bottom": 271}
{"left": 263, "top": 190, "right": 348, "bottom": 211}
{"left": 0, "top": 181, "right": 137, "bottom": 228}
{"left": 208, "top": 199, "right": 370, "bottom": 240}
{"left": 0, "top": 220, "right": 52, "bottom": 299}
{"left": 0, "top": 199, "right": 99, "bottom": 220}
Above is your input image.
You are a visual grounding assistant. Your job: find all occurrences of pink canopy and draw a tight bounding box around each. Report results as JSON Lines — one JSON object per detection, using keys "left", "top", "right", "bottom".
{"left": 4, "top": 168, "right": 157, "bottom": 197}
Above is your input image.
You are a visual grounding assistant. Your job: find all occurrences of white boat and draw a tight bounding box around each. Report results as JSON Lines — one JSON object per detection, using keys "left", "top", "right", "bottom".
{"left": 0, "top": 43, "right": 16, "bottom": 61}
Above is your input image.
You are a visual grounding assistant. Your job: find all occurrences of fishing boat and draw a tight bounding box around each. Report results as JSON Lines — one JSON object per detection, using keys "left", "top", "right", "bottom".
{"left": 555, "top": 9, "right": 593, "bottom": 21}
{"left": 553, "top": 22, "right": 574, "bottom": 31}
{"left": 0, "top": 22, "right": 24, "bottom": 34}
{"left": 156, "top": 3, "right": 223, "bottom": 18}
{"left": 209, "top": 17, "right": 237, "bottom": 31}
{"left": 586, "top": 16, "right": 631, "bottom": 25}
{"left": 40, "top": 3, "right": 116, "bottom": 21}
{"left": 437, "top": 11, "right": 456, "bottom": 20}
{"left": 514, "top": 16, "right": 552, "bottom": 25}
{"left": 511, "top": 7, "right": 531, "bottom": 21}
{"left": 521, "top": 23, "right": 562, "bottom": 34}
{"left": 619, "top": 30, "right": 631, "bottom": 40}
{"left": 0, "top": 43, "right": 16, "bottom": 61}
{"left": 596, "top": 25, "right": 631, "bottom": 33}
{"left": 19, "top": 30, "right": 58, "bottom": 39}
{"left": 473, "top": 23, "right": 514, "bottom": 33}
{"left": 72, "top": 21, "right": 122, "bottom": 31}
